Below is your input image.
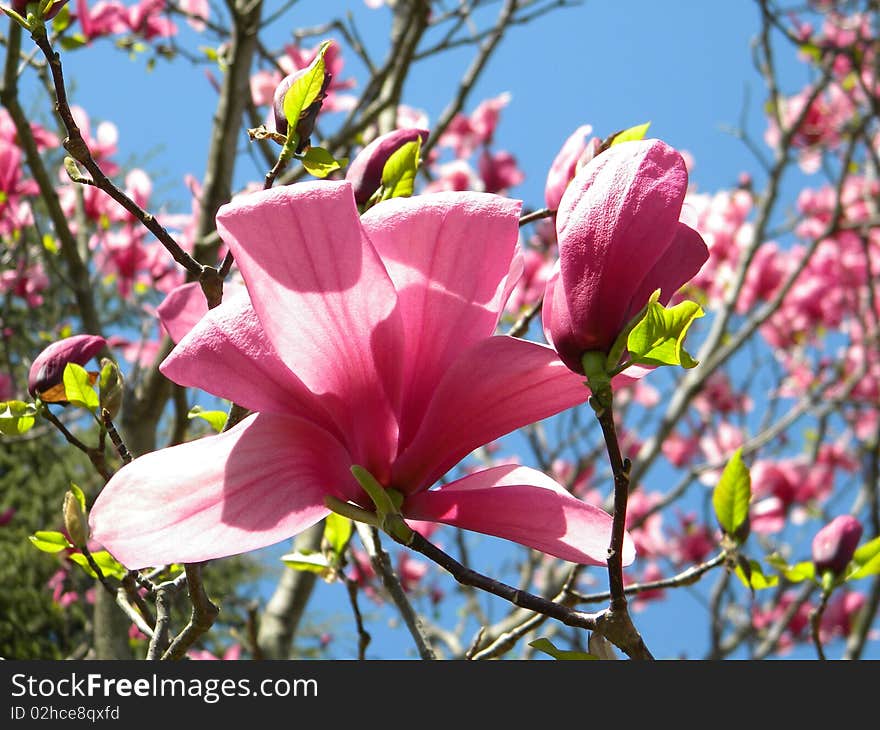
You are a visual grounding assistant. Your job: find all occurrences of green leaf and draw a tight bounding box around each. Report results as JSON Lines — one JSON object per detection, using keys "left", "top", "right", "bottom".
{"left": 626, "top": 291, "right": 704, "bottom": 369}
{"left": 29, "top": 531, "right": 73, "bottom": 553}
{"left": 323, "top": 513, "right": 353, "bottom": 556}
{"left": 528, "top": 638, "right": 597, "bottom": 661}
{"left": 62, "top": 363, "right": 99, "bottom": 411}
{"left": 52, "top": 3, "right": 71, "bottom": 32}
{"left": 799, "top": 42, "right": 822, "bottom": 63}
{"left": 300, "top": 146, "right": 347, "bottom": 178}
{"left": 69, "top": 482, "right": 86, "bottom": 512}
{"left": 380, "top": 137, "right": 421, "bottom": 201}
{"left": 734, "top": 559, "right": 778, "bottom": 590}
{"left": 849, "top": 551, "right": 880, "bottom": 581}
{"left": 69, "top": 550, "right": 127, "bottom": 580}
{"left": 853, "top": 535, "right": 880, "bottom": 566}
{"left": 59, "top": 34, "right": 88, "bottom": 51}
{"left": 281, "top": 550, "right": 330, "bottom": 574}
{"left": 42, "top": 233, "right": 58, "bottom": 254}
{"left": 187, "top": 406, "right": 227, "bottom": 433}
{"left": 282, "top": 40, "right": 331, "bottom": 139}
{"left": 766, "top": 554, "right": 816, "bottom": 583}
{"left": 0, "top": 400, "right": 37, "bottom": 436}
{"left": 712, "top": 448, "right": 751, "bottom": 538}
{"left": 610, "top": 121, "right": 651, "bottom": 146}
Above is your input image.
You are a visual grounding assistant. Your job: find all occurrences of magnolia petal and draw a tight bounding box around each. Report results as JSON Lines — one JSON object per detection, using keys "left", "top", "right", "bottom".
{"left": 216, "top": 181, "right": 404, "bottom": 479}
{"left": 556, "top": 139, "right": 689, "bottom": 354}
{"left": 157, "top": 280, "right": 246, "bottom": 344}
{"left": 393, "top": 336, "right": 589, "bottom": 492}
{"left": 160, "top": 292, "right": 341, "bottom": 437}
{"left": 404, "top": 464, "right": 634, "bottom": 566}
{"left": 361, "top": 192, "right": 522, "bottom": 448}
{"left": 89, "top": 413, "right": 357, "bottom": 568}
{"left": 626, "top": 221, "right": 709, "bottom": 315}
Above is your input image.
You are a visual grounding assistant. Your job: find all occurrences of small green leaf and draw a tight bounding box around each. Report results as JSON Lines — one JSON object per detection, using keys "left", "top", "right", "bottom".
{"left": 853, "top": 535, "right": 880, "bottom": 566}
{"left": 324, "top": 513, "right": 353, "bottom": 556}
{"left": 380, "top": 137, "right": 421, "bottom": 201}
{"left": 799, "top": 42, "right": 823, "bottom": 63}
{"left": 300, "top": 146, "right": 347, "bottom": 178}
{"left": 69, "top": 550, "right": 127, "bottom": 580}
{"left": 69, "top": 483, "right": 86, "bottom": 512}
{"left": 52, "top": 3, "right": 71, "bottom": 32}
{"left": 734, "top": 559, "right": 778, "bottom": 590}
{"left": 528, "top": 638, "right": 597, "bottom": 660}
{"left": 29, "top": 531, "right": 73, "bottom": 553}
{"left": 187, "top": 406, "right": 227, "bottom": 433}
{"left": 848, "top": 551, "right": 880, "bottom": 581}
{"left": 281, "top": 550, "right": 330, "bottom": 574}
{"left": 0, "top": 400, "right": 37, "bottom": 436}
{"left": 42, "top": 234, "right": 58, "bottom": 254}
{"left": 610, "top": 121, "right": 651, "bottom": 146}
{"left": 59, "top": 34, "right": 88, "bottom": 51}
{"left": 282, "top": 40, "right": 331, "bottom": 139}
{"left": 712, "top": 448, "right": 751, "bottom": 538}
{"left": 62, "top": 363, "right": 99, "bottom": 411}
{"left": 766, "top": 554, "right": 816, "bottom": 583}
{"left": 626, "top": 292, "right": 704, "bottom": 369}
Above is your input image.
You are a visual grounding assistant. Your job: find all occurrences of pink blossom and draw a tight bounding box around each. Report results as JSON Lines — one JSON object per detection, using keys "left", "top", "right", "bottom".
{"left": 819, "top": 590, "right": 866, "bottom": 643}
{"left": 0, "top": 261, "right": 49, "bottom": 307}
{"left": 423, "top": 160, "right": 481, "bottom": 193}
{"left": 542, "top": 139, "right": 709, "bottom": 374}
{"left": 812, "top": 515, "right": 862, "bottom": 575}
{"left": 669, "top": 513, "right": 714, "bottom": 565}
{"left": 661, "top": 430, "right": 700, "bottom": 468}
{"left": 179, "top": 0, "right": 208, "bottom": 31}
{"left": 28, "top": 334, "right": 106, "bottom": 397}
{"left": 504, "top": 246, "right": 554, "bottom": 315}
{"left": 697, "top": 422, "right": 744, "bottom": 486}
{"left": 544, "top": 124, "right": 600, "bottom": 211}
{"left": 345, "top": 128, "right": 430, "bottom": 206}
{"left": 625, "top": 490, "right": 666, "bottom": 559}
{"left": 397, "top": 551, "right": 428, "bottom": 592}
{"left": 752, "top": 590, "right": 812, "bottom": 653}
{"left": 0, "top": 506, "right": 15, "bottom": 527}
{"left": 478, "top": 149, "right": 524, "bottom": 194}
{"left": 90, "top": 182, "right": 633, "bottom": 569}
{"left": 0, "top": 140, "right": 38, "bottom": 235}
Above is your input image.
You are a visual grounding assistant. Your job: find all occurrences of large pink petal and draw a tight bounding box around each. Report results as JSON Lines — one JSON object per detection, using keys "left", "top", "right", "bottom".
{"left": 556, "top": 139, "right": 688, "bottom": 354}
{"left": 89, "top": 413, "right": 358, "bottom": 568}
{"left": 625, "top": 221, "right": 709, "bottom": 317}
{"left": 361, "top": 192, "right": 522, "bottom": 450}
{"left": 404, "top": 464, "right": 635, "bottom": 566}
{"left": 159, "top": 292, "right": 341, "bottom": 438}
{"left": 215, "top": 181, "right": 404, "bottom": 481}
{"left": 393, "top": 336, "right": 590, "bottom": 492}
{"left": 157, "top": 280, "right": 246, "bottom": 344}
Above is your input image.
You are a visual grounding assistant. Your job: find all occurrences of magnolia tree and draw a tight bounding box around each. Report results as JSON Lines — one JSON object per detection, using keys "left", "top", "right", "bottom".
{"left": 1, "top": 0, "right": 878, "bottom": 661}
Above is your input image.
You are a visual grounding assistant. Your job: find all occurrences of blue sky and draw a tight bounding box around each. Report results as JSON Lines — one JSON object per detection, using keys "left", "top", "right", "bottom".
{"left": 38, "top": 1, "right": 867, "bottom": 659}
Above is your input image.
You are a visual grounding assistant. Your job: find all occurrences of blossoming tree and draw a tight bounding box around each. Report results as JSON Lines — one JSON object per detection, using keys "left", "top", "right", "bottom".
{"left": 1, "top": 0, "right": 878, "bottom": 661}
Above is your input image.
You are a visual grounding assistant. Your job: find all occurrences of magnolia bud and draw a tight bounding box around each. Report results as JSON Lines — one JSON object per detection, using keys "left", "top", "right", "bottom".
{"left": 12, "top": 0, "right": 70, "bottom": 20}
{"left": 63, "top": 490, "right": 88, "bottom": 547}
{"left": 812, "top": 515, "right": 862, "bottom": 576}
{"left": 272, "top": 67, "right": 332, "bottom": 151}
{"left": 345, "top": 128, "right": 429, "bottom": 205}
{"left": 98, "top": 358, "right": 124, "bottom": 420}
{"left": 28, "top": 334, "right": 106, "bottom": 397}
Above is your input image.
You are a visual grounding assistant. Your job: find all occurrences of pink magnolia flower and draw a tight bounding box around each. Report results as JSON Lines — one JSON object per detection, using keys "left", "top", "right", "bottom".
{"left": 478, "top": 149, "right": 525, "bottom": 194}
{"left": 90, "top": 181, "right": 633, "bottom": 569}
{"left": 542, "top": 139, "right": 709, "bottom": 374}
{"left": 345, "top": 128, "right": 430, "bottom": 206}
{"left": 28, "top": 333, "right": 106, "bottom": 397}
{"left": 544, "top": 124, "right": 600, "bottom": 211}
{"left": 812, "top": 515, "right": 862, "bottom": 575}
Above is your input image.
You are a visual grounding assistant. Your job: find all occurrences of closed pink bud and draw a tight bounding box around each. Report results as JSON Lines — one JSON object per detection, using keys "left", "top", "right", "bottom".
{"left": 544, "top": 125, "right": 601, "bottom": 211}
{"left": 345, "top": 128, "right": 429, "bottom": 205}
{"left": 28, "top": 334, "right": 106, "bottom": 397}
{"left": 12, "top": 0, "right": 70, "bottom": 20}
{"left": 542, "top": 139, "right": 709, "bottom": 373}
{"left": 272, "top": 67, "right": 332, "bottom": 151}
{"left": 812, "top": 515, "right": 862, "bottom": 575}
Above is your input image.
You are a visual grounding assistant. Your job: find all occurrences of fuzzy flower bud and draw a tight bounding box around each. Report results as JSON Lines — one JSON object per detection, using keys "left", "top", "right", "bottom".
{"left": 272, "top": 66, "right": 332, "bottom": 152}
{"left": 812, "top": 515, "right": 863, "bottom": 576}
{"left": 28, "top": 334, "right": 106, "bottom": 397}
{"left": 11, "top": 0, "right": 69, "bottom": 20}
{"left": 63, "top": 490, "right": 89, "bottom": 547}
{"left": 345, "top": 128, "right": 429, "bottom": 206}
